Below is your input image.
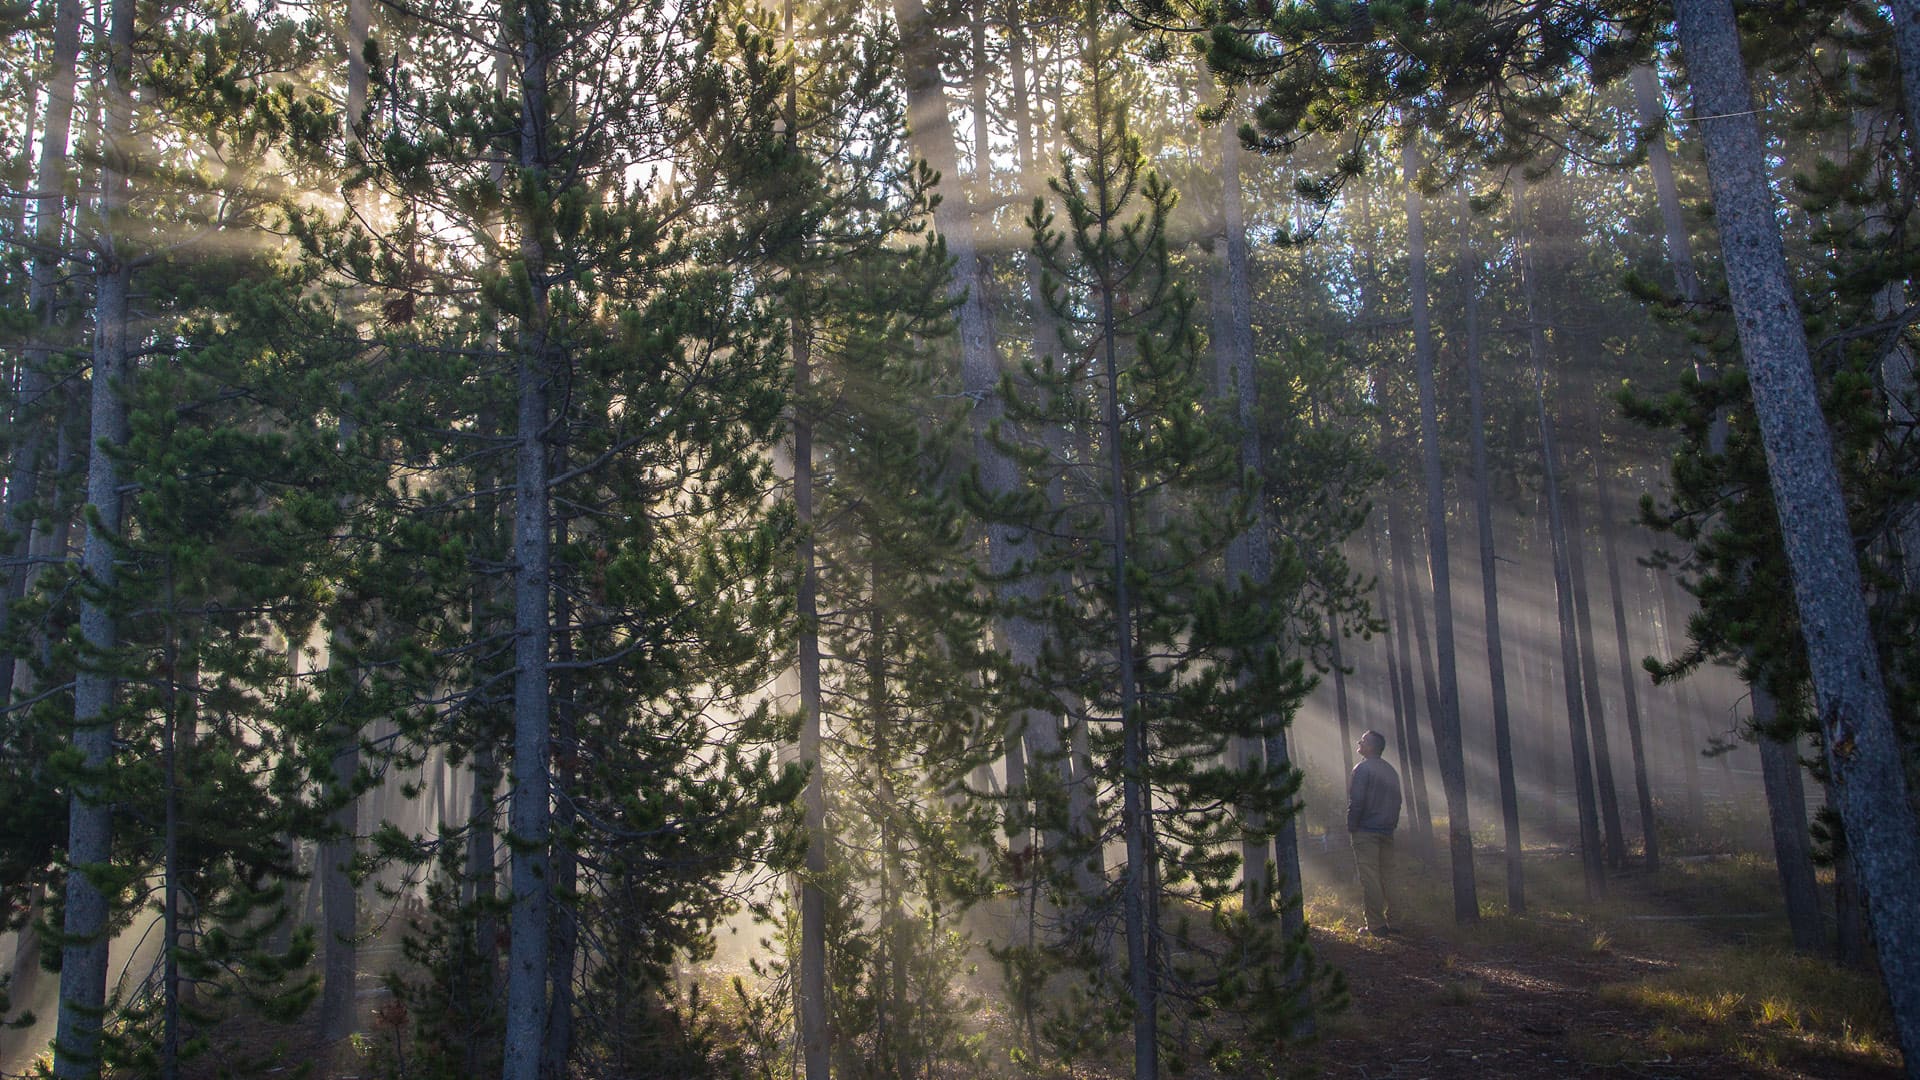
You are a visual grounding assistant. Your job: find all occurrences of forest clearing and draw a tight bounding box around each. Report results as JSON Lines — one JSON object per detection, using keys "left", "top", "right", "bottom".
{"left": 1, "top": 0, "right": 1918, "bottom": 1074}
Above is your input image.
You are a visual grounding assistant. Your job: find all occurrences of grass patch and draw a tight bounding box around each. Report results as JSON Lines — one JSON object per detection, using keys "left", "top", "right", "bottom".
{"left": 1299, "top": 883, "right": 1357, "bottom": 936}
{"left": 1644, "top": 1022, "right": 1716, "bottom": 1058}
{"left": 1431, "top": 978, "right": 1485, "bottom": 1007}
{"left": 1600, "top": 945, "right": 1897, "bottom": 1069}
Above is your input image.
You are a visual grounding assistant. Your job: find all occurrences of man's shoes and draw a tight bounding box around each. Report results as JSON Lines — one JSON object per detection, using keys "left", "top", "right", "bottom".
{"left": 1362, "top": 924, "right": 1394, "bottom": 937}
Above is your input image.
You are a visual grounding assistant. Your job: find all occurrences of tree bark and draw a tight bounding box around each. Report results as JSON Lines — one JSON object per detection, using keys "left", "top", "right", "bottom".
{"left": 1834, "top": 838, "right": 1872, "bottom": 969}
{"left": 1672, "top": 0, "right": 1920, "bottom": 1061}
{"left": 1403, "top": 137, "right": 1477, "bottom": 923}
{"left": 1563, "top": 485, "right": 1628, "bottom": 869}
{"left": 464, "top": 745, "right": 502, "bottom": 1080}
{"left": 1884, "top": 0, "right": 1920, "bottom": 159}
{"left": 1631, "top": 65, "right": 1705, "bottom": 310}
{"left": 1367, "top": 522, "right": 1414, "bottom": 821}
{"left": 793, "top": 252, "right": 830, "bottom": 1080}
{"left": 1592, "top": 438, "right": 1658, "bottom": 870}
{"left": 1459, "top": 184, "right": 1524, "bottom": 913}
{"left": 1210, "top": 100, "right": 1304, "bottom": 940}
{"left": 318, "top": 0, "right": 372, "bottom": 1043}
{"left": 1656, "top": 564, "right": 1707, "bottom": 829}
{"left": 1, "top": 0, "right": 79, "bottom": 711}
{"left": 501, "top": 2, "right": 556, "bottom": 1068}
{"left": 1329, "top": 612, "right": 1353, "bottom": 777}
{"left": 783, "top": 3, "right": 829, "bottom": 1069}
{"left": 1515, "top": 177, "right": 1606, "bottom": 900}
{"left": 1088, "top": 101, "right": 1157, "bottom": 1080}
{"left": 9, "top": 76, "right": 34, "bottom": 248}
{"left": 1387, "top": 499, "right": 1438, "bottom": 862}
{"left": 160, "top": 597, "right": 183, "bottom": 1080}
{"left": 1358, "top": 192, "right": 1426, "bottom": 862}
{"left": 542, "top": 524, "right": 578, "bottom": 1080}
{"left": 1754, "top": 695, "right": 1824, "bottom": 953}
{"left": 1008, "top": 9, "right": 1079, "bottom": 876}
{"left": 464, "top": 43, "right": 510, "bottom": 1054}
{"left": 893, "top": 0, "right": 1058, "bottom": 872}
{"left": 53, "top": 0, "right": 132, "bottom": 1071}
{"left": 1522, "top": 504, "right": 1560, "bottom": 833}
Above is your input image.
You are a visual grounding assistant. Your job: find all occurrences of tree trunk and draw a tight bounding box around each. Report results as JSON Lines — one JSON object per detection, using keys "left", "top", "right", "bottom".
{"left": 464, "top": 744, "right": 502, "bottom": 1079}
{"left": 794, "top": 262, "right": 830, "bottom": 1080}
{"left": 318, "top": 0, "right": 372, "bottom": 1042}
{"left": 1, "top": 0, "right": 79, "bottom": 711}
{"left": 1329, "top": 613, "right": 1353, "bottom": 774}
{"left": 1403, "top": 138, "right": 1477, "bottom": 923}
{"left": 1885, "top": 0, "right": 1920, "bottom": 158}
{"left": 1460, "top": 185, "right": 1524, "bottom": 913}
{"left": 894, "top": 0, "right": 1057, "bottom": 872}
{"left": 501, "top": 359, "right": 553, "bottom": 1080}
{"left": 1634, "top": 63, "right": 1732, "bottom": 841}
{"left": 1563, "top": 486, "right": 1628, "bottom": 869}
{"left": 1754, "top": 694, "right": 1823, "bottom": 953}
{"left": 1367, "top": 522, "right": 1412, "bottom": 804}
{"left": 1631, "top": 65, "right": 1705, "bottom": 310}
{"left": 1834, "top": 839, "right": 1872, "bottom": 969}
{"left": 968, "top": 0, "right": 992, "bottom": 188}
{"left": 1009, "top": 13, "right": 1079, "bottom": 881}
{"left": 1522, "top": 504, "right": 1560, "bottom": 833}
{"left": 868, "top": 563, "right": 910, "bottom": 1077}
{"left": 1091, "top": 142, "right": 1156, "bottom": 1080}
{"left": 1515, "top": 177, "right": 1606, "bottom": 900}
{"left": 318, "top": 660, "right": 361, "bottom": 1044}
{"left": 782, "top": 4, "right": 829, "bottom": 1067}
{"left": 1592, "top": 438, "right": 1658, "bottom": 869}
{"left": 1210, "top": 100, "right": 1300, "bottom": 934}
{"left": 542, "top": 526, "right": 578, "bottom": 1080}
{"left": 53, "top": 0, "right": 133, "bottom": 1071}
{"left": 1656, "top": 570, "right": 1708, "bottom": 829}
{"left": 1387, "top": 499, "right": 1437, "bottom": 862}
{"left": 1108, "top": 299, "right": 1155, "bottom": 1080}
{"left": 160, "top": 595, "right": 183, "bottom": 1080}
{"left": 466, "top": 37, "right": 510, "bottom": 1049}
{"left": 1672, "top": 0, "right": 1920, "bottom": 1060}
{"left": 501, "top": 6, "right": 556, "bottom": 1068}
{"left": 9, "top": 76, "right": 33, "bottom": 248}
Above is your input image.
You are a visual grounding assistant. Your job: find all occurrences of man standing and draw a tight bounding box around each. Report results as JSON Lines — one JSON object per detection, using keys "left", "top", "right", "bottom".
{"left": 1348, "top": 729, "right": 1402, "bottom": 936}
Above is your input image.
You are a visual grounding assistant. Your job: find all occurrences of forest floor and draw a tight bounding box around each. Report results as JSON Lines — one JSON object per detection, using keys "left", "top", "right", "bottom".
{"left": 985, "top": 841, "right": 1905, "bottom": 1080}
{"left": 102, "top": 832, "right": 1901, "bottom": 1080}
{"left": 1282, "top": 880, "right": 1895, "bottom": 1079}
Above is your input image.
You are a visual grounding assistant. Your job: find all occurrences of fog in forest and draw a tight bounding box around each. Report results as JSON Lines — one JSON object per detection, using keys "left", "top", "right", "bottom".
{"left": 0, "top": 0, "right": 1911, "bottom": 1077}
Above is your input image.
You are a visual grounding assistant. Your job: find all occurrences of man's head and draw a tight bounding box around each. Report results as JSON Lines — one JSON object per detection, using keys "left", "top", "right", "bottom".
{"left": 1358, "top": 730, "right": 1387, "bottom": 759}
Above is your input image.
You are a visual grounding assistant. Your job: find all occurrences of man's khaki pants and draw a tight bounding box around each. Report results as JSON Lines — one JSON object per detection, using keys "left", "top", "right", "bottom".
{"left": 1351, "top": 830, "right": 1394, "bottom": 931}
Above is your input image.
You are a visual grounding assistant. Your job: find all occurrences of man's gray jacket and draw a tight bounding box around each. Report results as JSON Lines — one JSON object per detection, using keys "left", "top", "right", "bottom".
{"left": 1347, "top": 756, "right": 1402, "bottom": 835}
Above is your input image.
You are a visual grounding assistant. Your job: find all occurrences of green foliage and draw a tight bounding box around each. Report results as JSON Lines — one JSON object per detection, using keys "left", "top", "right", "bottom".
{"left": 1189, "top": 0, "right": 1658, "bottom": 209}
{"left": 1622, "top": 5, "right": 1920, "bottom": 785}
{"left": 760, "top": 0, "right": 1008, "bottom": 1071}
{"left": 297, "top": 0, "right": 822, "bottom": 1073}
{"left": 994, "top": 6, "right": 1330, "bottom": 1067}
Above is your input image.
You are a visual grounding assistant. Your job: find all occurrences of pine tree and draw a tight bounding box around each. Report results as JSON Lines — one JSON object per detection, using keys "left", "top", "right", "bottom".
{"left": 1011, "top": 8, "right": 1329, "bottom": 1074}
{"left": 759, "top": 0, "right": 1000, "bottom": 1071}
{"left": 311, "top": 0, "right": 809, "bottom": 1072}
{"left": 0, "top": 4, "right": 374, "bottom": 1074}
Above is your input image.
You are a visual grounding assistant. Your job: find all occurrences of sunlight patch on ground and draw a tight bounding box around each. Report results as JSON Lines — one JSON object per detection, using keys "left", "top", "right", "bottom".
{"left": 1598, "top": 948, "right": 1896, "bottom": 1070}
